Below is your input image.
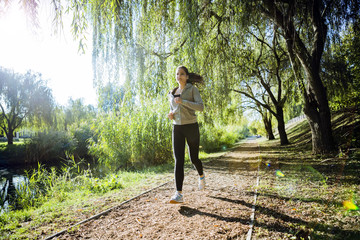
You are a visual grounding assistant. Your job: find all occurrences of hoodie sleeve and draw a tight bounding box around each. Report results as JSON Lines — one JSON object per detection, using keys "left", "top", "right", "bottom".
{"left": 181, "top": 86, "right": 204, "bottom": 112}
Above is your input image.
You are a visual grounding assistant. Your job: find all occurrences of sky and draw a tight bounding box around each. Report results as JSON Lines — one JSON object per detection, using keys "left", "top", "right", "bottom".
{"left": 0, "top": 2, "right": 97, "bottom": 106}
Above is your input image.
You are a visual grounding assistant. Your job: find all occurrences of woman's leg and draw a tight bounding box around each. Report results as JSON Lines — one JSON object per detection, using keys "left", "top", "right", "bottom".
{"left": 185, "top": 123, "right": 203, "bottom": 176}
{"left": 173, "top": 125, "right": 186, "bottom": 191}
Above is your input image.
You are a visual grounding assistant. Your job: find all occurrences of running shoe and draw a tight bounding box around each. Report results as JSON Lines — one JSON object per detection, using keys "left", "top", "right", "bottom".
{"left": 199, "top": 175, "right": 206, "bottom": 190}
{"left": 169, "top": 191, "right": 184, "bottom": 204}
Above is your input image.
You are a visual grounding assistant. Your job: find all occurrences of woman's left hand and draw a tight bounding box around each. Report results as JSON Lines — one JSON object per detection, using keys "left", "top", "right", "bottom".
{"left": 174, "top": 97, "right": 182, "bottom": 104}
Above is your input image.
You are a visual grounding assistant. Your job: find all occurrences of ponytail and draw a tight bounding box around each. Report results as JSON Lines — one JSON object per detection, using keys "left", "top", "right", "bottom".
{"left": 188, "top": 73, "right": 204, "bottom": 84}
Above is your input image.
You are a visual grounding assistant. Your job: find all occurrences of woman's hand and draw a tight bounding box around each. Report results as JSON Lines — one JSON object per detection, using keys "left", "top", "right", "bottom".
{"left": 168, "top": 112, "right": 174, "bottom": 120}
{"left": 174, "top": 97, "right": 182, "bottom": 104}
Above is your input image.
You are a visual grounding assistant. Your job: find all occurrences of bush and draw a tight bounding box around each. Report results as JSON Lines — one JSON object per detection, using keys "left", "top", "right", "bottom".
{"left": 200, "top": 123, "right": 248, "bottom": 152}
{"left": 24, "top": 131, "right": 76, "bottom": 163}
{"left": 88, "top": 174, "right": 123, "bottom": 194}
{"left": 69, "top": 122, "right": 96, "bottom": 159}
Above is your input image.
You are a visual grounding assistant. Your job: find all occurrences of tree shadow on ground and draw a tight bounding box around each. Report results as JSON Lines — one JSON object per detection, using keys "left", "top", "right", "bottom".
{"left": 209, "top": 195, "right": 360, "bottom": 240}
{"left": 204, "top": 157, "right": 259, "bottom": 174}
{"left": 178, "top": 205, "right": 249, "bottom": 224}
{"left": 179, "top": 197, "right": 307, "bottom": 236}
{"left": 245, "top": 191, "right": 343, "bottom": 209}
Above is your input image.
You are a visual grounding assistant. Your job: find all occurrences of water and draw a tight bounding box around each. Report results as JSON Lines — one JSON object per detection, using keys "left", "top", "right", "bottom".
{"left": 0, "top": 162, "right": 39, "bottom": 212}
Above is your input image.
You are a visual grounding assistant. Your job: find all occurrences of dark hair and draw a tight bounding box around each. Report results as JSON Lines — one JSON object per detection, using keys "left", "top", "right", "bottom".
{"left": 177, "top": 65, "right": 204, "bottom": 85}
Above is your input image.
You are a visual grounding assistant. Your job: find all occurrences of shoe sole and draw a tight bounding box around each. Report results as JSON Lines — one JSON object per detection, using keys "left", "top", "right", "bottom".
{"left": 169, "top": 200, "right": 183, "bottom": 204}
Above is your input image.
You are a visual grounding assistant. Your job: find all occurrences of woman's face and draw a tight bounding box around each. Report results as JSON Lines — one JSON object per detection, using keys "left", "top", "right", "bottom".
{"left": 176, "top": 67, "right": 188, "bottom": 85}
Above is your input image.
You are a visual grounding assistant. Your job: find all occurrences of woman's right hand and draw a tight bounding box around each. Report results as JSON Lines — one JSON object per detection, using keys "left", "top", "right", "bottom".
{"left": 168, "top": 112, "right": 174, "bottom": 120}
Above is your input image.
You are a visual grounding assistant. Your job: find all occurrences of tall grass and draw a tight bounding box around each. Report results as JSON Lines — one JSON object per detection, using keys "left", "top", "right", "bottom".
{"left": 200, "top": 123, "right": 249, "bottom": 152}
{"left": 89, "top": 98, "right": 173, "bottom": 170}
{"left": 8, "top": 158, "right": 124, "bottom": 211}
{"left": 89, "top": 95, "right": 252, "bottom": 168}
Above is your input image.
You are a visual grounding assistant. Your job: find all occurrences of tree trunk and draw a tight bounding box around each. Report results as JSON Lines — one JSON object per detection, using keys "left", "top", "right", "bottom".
{"left": 276, "top": 107, "right": 289, "bottom": 145}
{"left": 6, "top": 131, "right": 13, "bottom": 145}
{"left": 303, "top": 77, "right": 335, "bottom": 154}
{"left": 263, "top": 115, "right": 275, "bottom": 140}
{"left": 262, "top": 0, "right": 335, "bottom": 153}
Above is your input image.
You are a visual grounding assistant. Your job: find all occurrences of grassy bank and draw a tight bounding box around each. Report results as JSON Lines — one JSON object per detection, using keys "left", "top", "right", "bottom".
{"left": 255, "top": 111, "right": 360, "bottom": 239}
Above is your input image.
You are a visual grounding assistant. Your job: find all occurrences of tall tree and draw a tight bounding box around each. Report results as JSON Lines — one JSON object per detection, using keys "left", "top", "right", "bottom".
{"left": 254, "top": 0, "right": 359, "bottom": 153}
{"left": 233, "top": 24, "right": 291, "bottom": 145}
{"left": 0, "top": 68, "right": 54, "bottom": 144}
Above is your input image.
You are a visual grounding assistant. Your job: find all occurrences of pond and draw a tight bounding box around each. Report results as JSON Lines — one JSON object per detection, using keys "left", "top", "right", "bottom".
{"left": 0, "top": 162, "right": 36, "bottom": 213}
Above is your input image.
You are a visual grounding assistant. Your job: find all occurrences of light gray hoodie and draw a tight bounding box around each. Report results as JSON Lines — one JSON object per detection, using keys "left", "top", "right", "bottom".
{"left": 168, "top": 83, "right": 204, "bottom": 125}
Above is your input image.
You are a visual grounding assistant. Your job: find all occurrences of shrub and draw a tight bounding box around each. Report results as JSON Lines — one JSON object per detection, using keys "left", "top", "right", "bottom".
{"left": 24, "top": 130, "right": 76, "bottom": 163}
{"left": 200, "top": 123, "right": 248, "bottom": 152}
{"left": 69, "top": 122, "right": 95, "bottom": 159}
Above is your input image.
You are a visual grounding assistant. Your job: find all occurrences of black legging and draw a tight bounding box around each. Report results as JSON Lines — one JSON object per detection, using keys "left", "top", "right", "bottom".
{"left": 172, "top": 122, "right": 204, "bottom": 191}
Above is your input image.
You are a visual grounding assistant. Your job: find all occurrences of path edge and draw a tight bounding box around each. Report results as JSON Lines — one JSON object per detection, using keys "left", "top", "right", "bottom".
{"left": 43, "top": 181, "right": 172, "bottom": 240}
{"left": 246, "top": 139, "right": 261, "bottom": 240}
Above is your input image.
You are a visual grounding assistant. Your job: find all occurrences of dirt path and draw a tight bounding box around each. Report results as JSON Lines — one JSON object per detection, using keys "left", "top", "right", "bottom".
{"left": 55, "top": 138, "right": 260, "bottom": 240}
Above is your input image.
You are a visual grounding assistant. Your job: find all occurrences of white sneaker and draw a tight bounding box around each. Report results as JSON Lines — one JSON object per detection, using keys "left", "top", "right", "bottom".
{"left": 199, "top": 175, "right": 205, "bottom": 190}
{"left": 169, "top": 191, "right": 184, "bottom": 204}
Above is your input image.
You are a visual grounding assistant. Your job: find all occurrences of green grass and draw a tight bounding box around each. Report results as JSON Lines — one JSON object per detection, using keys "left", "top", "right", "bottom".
{"left": 256, "top": 111, "right": 360, "bottom": 239}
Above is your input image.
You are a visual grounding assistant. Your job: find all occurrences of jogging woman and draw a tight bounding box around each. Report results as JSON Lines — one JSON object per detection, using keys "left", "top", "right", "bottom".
{"left": 168, "top": 65, "right": 205, "bottom": 204}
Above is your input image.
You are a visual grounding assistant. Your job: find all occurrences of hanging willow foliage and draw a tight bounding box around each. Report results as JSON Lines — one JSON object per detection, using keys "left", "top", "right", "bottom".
{"left": 64, "top": 0, "right": 247, "bottom": 110}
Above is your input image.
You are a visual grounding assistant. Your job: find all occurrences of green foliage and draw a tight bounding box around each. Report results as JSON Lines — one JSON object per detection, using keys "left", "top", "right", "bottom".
{"left": 8, "top": 160, "right": 125, "bottom": 211}
{"left": 322, "top": 25, "right": 360, "bottom": 111}
{"left": 88, "top": 174, "right": 123, "bottom": 194}
{"left": 248, "top": 119, "right": 266, "bottom": 136}
{"left": 0, "top": 67, "right": 54, "bottom": 144}
{"left": 24, "top": 130, "right": 76, "bottom": 163}
{"left": 0, "top": 141, "right": 26, "bottom": 161}
{"left": 89, "top": 97, "right": 173, "bottom": 170}
{"left": 69, "top": 121, "right": 96, "bottom": 159}
{"left": 98, "top": 82, "right": 126, "bottom": 113}
{"left": 200, "top": 123, "right": 248, "bottom": 152}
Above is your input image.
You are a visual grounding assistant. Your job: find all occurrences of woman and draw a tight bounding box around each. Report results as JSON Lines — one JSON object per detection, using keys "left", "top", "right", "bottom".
{"left": 168, "top": 65, "right": 205, "bottom": 204}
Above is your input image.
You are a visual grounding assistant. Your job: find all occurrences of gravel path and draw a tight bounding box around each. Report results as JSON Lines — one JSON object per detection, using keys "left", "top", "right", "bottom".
{"left": 55, "top": 138, "right": 260, "bottom": 240}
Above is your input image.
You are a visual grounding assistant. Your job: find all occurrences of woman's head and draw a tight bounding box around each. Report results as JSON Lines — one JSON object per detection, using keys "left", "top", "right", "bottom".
{"left": 176, "top": 66, "right": 189, "bottom": 86}
{"left": 176, "top": 65, "right": 203, "bottom": 85}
